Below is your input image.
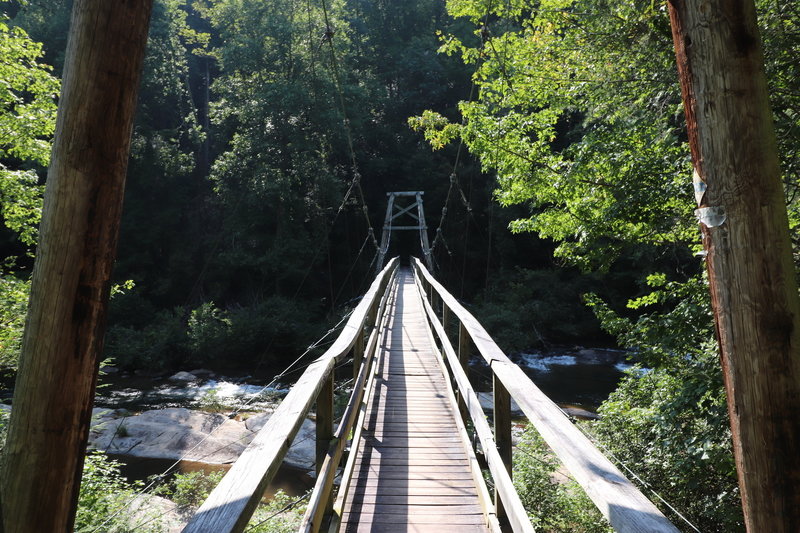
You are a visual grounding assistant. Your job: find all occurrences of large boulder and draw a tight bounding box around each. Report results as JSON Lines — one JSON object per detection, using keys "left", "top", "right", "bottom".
{"left": 237, "top": 411, "right": 316, "bottom": 469}
{"left": 168, "top": 371, "right": 198, "bottom": 383}
{"left": 89, "top": 407, "right": 316, "bottom": 468}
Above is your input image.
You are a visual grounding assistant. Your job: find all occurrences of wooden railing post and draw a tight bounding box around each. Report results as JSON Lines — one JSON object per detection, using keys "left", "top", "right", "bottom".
{"left": 442, "top": 304, "right": 451, "bottom": 336}
{"left": 493, "top": 374, "right": 512, "bottom": 525}
{"left": 431, "top": 285, "right": 440, "bottom": 313}
{"left": 316, "top": 375, "right": 334, "bottom": 480}
{"left": 353, "top": 332, "right": 365, "bottom": 381}
{"left": 456, "top": 322, "right": 471, "bottom": 421}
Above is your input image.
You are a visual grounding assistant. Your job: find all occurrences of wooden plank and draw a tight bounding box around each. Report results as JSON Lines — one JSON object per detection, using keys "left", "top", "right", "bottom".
{"left": 349, "top": 485, "right": 479, "bottom": 496}
{"left": 316, "top": 375, "right": 334, "bottom": 475}
{"left": 328, "top": 280, "right": 400, "bottom": 533}
{"left": 350, "top": 465, "right": 474, "bottom": 477}
{"left": 346, "top": 494, "right": 475, "bottom": 506}
{"left": 413, "top": 258, "right": 680, "bottom": 533}
{"left": 359, "top": 441, "right": 464, "bottom": 450}
{"left": 360, "top": 441, "right": 465, "bottom": 449}
{"left": 343, "top": 503, "right": 483, "bottom": 516}
{"left": 342, "top": 512, "right": 485, "bottom": 524}
{"left": 301, "top": 279, "right": 395, "bottom": 533}
{"left": 350, "top": 476, "right": 476, "bottom": 486}
{"left": 414, "top": 272, "right": 534, "bottom": 533}
{"left": 494, "top": 374, "right": 512, "bottom": 524}
{"left": 343, "top": 524, "right": 487, "bottom": 533}
{"left": 353, "top": 458, "right": 470, "bottom": 467}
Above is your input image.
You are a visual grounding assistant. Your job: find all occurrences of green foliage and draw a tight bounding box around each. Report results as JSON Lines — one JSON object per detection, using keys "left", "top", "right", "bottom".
{"left": 105, "top": 295, "right": 323, "bottom": 371}
{"left": 0, "top": 11, "right": 58, "bottom": 246}
{"left": 198, "top": 387, "right": 225, "bottom": 412}
{"left": 585, "top": 275, "right": 712, "bottom": 369}
{"left": 167, "top": 469, "right": 224, "bottom": 509}
{"left": 104, "top": 308, "right": 190, "bottom": 371}
{"left": 0, "top": 272, "right": 28, "bottom": 372}
{"left": 246, "top": 490, "right": 308, "bottom": 533}
{"left": 75, "top": 452, "right": 163, "bottom": 533}
{"left": 587, "top": 277, "right": 743, "bottom": 532}
{"left": 414, "top": 0, "right": 695, "bottom": 270}
{"left": 187, "top": 297, "right": 323, "bottom": 366}
{"left": 160, "top": 471, "right": 306, "bottom": 531}
{"left": 187, "top": 301, "right": 231, "bottom": 356}
{"left": 410, "top": 2, "right": 800, "bottom": 530}
{"left": 0, "top": 6, "right": 58, "bottom": 375}
{"left": 473, "top": 267, "right": 606, "bottom": 350}
{"left": 513, "top": 424, "right": 611, "bottom": 532}
{"left": 0, "top": 405, "right": 9, "bottom": 448}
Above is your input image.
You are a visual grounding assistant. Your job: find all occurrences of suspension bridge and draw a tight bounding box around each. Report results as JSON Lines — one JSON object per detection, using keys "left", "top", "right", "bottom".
{"left": 180, "top": 257, "right": 681, "bottom": 533}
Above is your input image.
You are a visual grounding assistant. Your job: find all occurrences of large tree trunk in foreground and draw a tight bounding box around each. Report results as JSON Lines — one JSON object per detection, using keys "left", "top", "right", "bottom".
{"left": 1, "top": 1, "right": 153, "bottom": 531}
{"left": 668, "top": 1, "right": 800, "bottom": 530}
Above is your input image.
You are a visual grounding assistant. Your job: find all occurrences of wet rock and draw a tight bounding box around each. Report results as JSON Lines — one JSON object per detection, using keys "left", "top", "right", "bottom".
{"left": 168, "top": 371, "right": 199, "bottom": 383}
{"left": 188, "top": 369, "right": 215, "bottom": 378}
{"left": 477, "top": 392, "right": 523, "bottom": 416}
{"left": 560, "top": 406, "right": 600, "bottom": 420}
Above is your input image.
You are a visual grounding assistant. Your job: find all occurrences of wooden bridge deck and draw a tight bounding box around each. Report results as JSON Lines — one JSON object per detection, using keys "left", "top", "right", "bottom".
{"left": 341, "top": 270, "right": 490, "bottom": 533}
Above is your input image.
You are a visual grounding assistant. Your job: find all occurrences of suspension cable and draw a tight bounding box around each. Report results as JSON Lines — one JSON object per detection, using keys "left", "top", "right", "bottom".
{"left": 319, "top": 0, "right": 379, "bottom": 251}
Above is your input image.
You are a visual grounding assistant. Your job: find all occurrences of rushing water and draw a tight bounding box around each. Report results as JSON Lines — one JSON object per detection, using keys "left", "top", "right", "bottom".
{"left": 511, "top": 346, "right": 634, "bottom": 410}
{"left": 95, "top": 374, "right": 289, "bottom": 412}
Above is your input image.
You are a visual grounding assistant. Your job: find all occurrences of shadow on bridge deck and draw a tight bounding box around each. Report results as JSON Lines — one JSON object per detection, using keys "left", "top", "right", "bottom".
{"left": 341, "top": 270, "right": 489, "bottom": 533}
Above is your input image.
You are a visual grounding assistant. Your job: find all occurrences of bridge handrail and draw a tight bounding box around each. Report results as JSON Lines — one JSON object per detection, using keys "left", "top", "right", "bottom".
{"left": 411, "top": 257, "right": 680, "bottom": 533}
{"left": 182, "top": 257, "right": 399, "bottom": 533}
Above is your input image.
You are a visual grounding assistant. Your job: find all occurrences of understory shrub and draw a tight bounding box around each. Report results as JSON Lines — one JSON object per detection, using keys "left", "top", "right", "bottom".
{"left": 76, "top": 452, "right": 163, "bottom": 533}
{"left": 513, "top": 425, "right": 611, "bottom": 533}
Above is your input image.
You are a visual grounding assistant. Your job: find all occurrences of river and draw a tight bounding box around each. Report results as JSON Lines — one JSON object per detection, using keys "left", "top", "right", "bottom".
{"left": 95, "top": 346, "right": 633, "bottom": 495}
{"left": 508, "top": 346, "right": 633, "bottom": 411}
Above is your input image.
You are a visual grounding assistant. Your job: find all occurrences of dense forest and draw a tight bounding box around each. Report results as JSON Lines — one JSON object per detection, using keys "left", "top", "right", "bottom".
{"left": 1, "top": 0, "right": 799, "bottom": 531}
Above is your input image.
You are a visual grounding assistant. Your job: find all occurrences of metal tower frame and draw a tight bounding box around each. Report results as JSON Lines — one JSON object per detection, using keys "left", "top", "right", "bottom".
{"left": 376, "top": 191, "right": 434, "bottom": 272}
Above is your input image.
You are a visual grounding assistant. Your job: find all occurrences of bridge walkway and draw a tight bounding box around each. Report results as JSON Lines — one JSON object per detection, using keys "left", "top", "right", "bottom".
{"left": 341, "top": 270, "right": 490, "bottom": 533}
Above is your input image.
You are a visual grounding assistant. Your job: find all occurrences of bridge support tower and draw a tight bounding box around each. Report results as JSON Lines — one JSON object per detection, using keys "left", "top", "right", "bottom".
{"left": 376, "top": 191, "right": 434, "bottom": 273}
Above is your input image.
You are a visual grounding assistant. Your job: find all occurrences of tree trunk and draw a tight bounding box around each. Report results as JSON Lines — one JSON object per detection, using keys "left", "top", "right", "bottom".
{"left": 1, "top": 1, "right": 153, "bottom": 531}
{"left": 667, "top": 1, "right": 800, "bottom": 530}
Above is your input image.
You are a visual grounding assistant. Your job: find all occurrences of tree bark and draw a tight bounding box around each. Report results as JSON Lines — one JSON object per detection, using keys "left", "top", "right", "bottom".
{"left": 667, "top": 1, "right": 800, "bottom": 530}
{"left": 1, "top": 1, "right": 153, "bottom": 531}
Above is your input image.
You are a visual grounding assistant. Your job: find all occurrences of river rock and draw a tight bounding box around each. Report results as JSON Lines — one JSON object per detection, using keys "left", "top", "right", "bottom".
{"left": 477, "top": 391, "right": 523, "bottom": 416}
{"left": 168, "top": 371, "right": 199, "bottom": 383}
{"left": 241, "top": 411, "right": 315, "bottom": 469}
{"left": 560, "top": 406, "right": 600, "bottom": 420}
{"left": 88, "top": 407, "right": 317, "bottom": 469}
{"left": 476, "top": 392, "right": 600, "bottom": 420}
{"left": 188, "top": 368, "right": 216, "bottom": 378}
